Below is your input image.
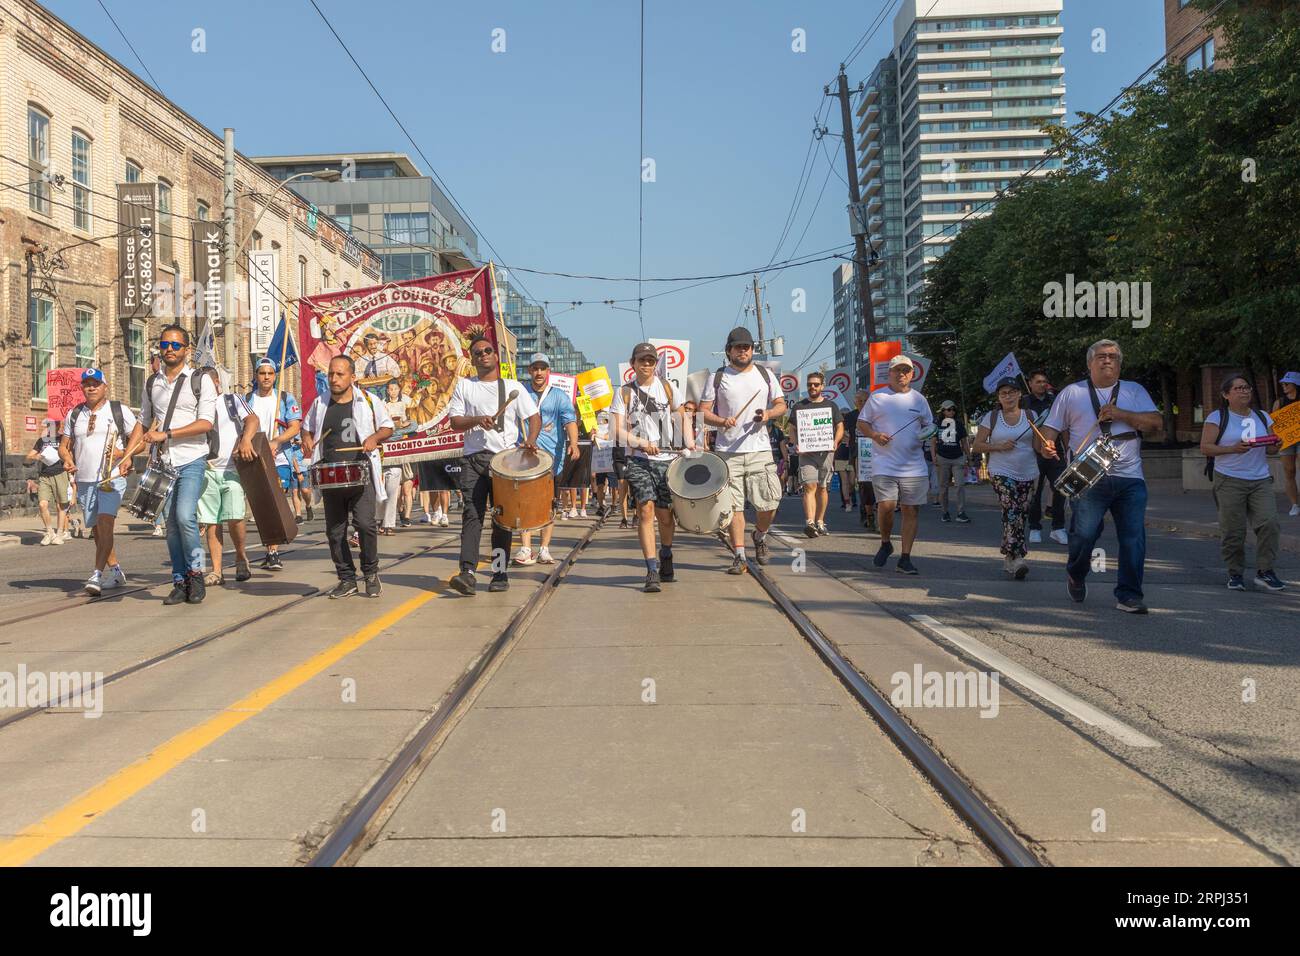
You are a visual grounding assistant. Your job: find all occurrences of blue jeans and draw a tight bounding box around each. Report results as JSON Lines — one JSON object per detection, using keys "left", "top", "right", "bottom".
{"left": 166, "top": 459, "right": 208, "bottom": 581}
{"left": 1066, "top": 476, "right": 1147, "bottom": 602}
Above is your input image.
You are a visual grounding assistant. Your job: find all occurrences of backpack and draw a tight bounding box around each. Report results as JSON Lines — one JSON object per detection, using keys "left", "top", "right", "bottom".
{"left": 712, "top": 362, "right": 772, "bottom": 403}
{"left": 1204, "top": 406, "right": 1269, "bottom": 479}
{"left": 620, "top": 376, "right": 677, "bottom": 448}
{"left": 147, "top": 368, "right": 219, "bottom": 460}
{"left": 69, "top": 400, "right": 128, "bottom": 441}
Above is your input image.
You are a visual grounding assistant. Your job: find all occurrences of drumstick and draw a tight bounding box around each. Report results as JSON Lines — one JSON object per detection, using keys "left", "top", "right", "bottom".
{"left": 493, "top": 392, "right": 518, "bottom": 429}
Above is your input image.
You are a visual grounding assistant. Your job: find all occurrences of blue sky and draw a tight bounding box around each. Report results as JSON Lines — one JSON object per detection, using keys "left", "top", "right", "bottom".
{"left": 49, "top": 0, "right": 1165, "bottom": 376}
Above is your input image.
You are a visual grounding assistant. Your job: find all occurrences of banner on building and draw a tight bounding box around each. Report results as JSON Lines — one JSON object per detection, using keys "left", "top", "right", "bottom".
{"left": 191, "top": 221, "right": 224, "bottom": 328}
{"left": 44, "top": 368, "right": 90, "bottom": 422}
{"left": 297, "top": 266, "right": 497, "bottom": 463}
{"left": 117, "top": 183, "right": 155, "bottom": 314}
{"left": 248, "top": 250, "right": 279, "bottom": 353}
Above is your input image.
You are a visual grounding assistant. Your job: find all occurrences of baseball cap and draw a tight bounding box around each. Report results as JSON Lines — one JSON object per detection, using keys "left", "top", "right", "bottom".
{"left": 529, "top": 352, "right": 551, "bottom": 368}
{"left": 726, "top": 327, "right": 755, "bottom": 348}
{"left": 1280, "top": 371, "right": 1300, "bottom": 387}
{"left": 81, "top": 368, "right": 104, "bottom": 384}
{"left": 889, "top": 354, "right": 914, "bottom": 370}
{"left": 994, "top": 376, "right": 1022, "bottom": 392}
{"left": 255, "top": 357, "right": 277, "bottom": 371}
{"left": 631, "top": 342, "right": 658, "bottom": 362}
{"left": 939, "top": 399, "right": 956, "bottom": 410}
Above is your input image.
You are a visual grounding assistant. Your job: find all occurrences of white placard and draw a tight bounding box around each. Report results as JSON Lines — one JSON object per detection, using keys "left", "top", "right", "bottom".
{"left": 617, "top": 362, "right": 635, "bottom": 386}
{"left": 796, "top": 407, "right": 836, "bottom": 454}
{"left": 592, "top": 443, "right": 614, "bottom": 474}
{"left": 547, "top": 373, "right": 577, "bottom": 403}
{"left": 823, "top": 368, "right": 854, "bottom": 410}
{"left": 648, "top": 338, "right": 690, "bottom": 398}
{"left": 248, "top": 249, "right": 279, "bottom": 354}
{"left": 857, "top": 437, "right": 874, "bottom": 482}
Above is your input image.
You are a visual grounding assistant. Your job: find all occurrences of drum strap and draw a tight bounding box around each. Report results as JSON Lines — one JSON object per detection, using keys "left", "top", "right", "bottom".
{"left": 156, "top": 373, "right": 187, "bottom": 463}
{"left": 494, "top": 377, "right": 506, "bottom": 432}
{"left": 1087, "top": 383, "right": 1139, "bottom": 443}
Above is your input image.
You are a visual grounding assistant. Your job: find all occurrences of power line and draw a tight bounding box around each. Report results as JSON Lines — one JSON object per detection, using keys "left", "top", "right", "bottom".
{"left": 501, "top": 244, "right": 852, "bottom": 283}
{"left": 94, "top": 0, "right": 164, "bottom": 95}
{"left": 637, "top": 0, "right": 646, "bottom": 339}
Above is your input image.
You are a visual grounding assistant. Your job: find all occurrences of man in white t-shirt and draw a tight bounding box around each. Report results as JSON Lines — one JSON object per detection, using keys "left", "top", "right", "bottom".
{"left": 198, "top": 379, "right": 260, "bottom": 588}
{"left": 1040, "top": 338, "right": 1162, "bottom": 613}
{"left": 60, "top": 368, "right": 141, "bottom": 595}
{"left": 446, "top": 335, "right": 541, "bottom": 595}
{"left": 858, "top": 354, "right": 933, "bottom": 575}
{"left": 700, "top": 327, "right": 787, "bottom": 574}
{"left": 612, "top": 341, "right": 694, "bottom": 592}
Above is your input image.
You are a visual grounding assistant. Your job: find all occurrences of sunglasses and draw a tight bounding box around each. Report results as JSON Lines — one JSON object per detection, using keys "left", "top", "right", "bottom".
{"left": 471, "top": 347, "right": 495, "bottom": 358}
{"left": 81, "top": 378, "right": 104, "bottom": 387}
{"left": 158, "top": 340, "right": 185, "bottom": 351}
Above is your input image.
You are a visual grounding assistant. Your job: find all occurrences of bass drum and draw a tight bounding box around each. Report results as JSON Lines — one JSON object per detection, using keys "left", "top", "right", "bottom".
{"left": 490, "top": 447, "right": 555, "bottom": 532}
{"left": 667, "top": 452, "right": 730, "bottom": 534}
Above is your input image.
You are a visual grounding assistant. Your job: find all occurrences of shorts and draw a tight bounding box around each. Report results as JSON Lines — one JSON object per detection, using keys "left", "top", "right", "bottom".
{"left": 276, "top": 464, "right": 295, "bottom": 490}
{"left": 719, "top": 450, "right": 782, "bottom": 513}
{"left": 872, "top": 474, "right": 929, "bottom": 506}
{"left": 287, "top": 444, "right": 306, "bottom": 474}
{"left": 624, "top": 455, "right": 673, "bottom": 509}
{"left": 558, "top": 443, "right": 594, "bottom": 489}
{"left": 833, "top": 456, "right": 855, "bottom": 475}
{"left": 798, "top": 451, "right": 835, "bottom": 487}
{"left": 612, "top": 449, "right": 627, "bottom": 481}
{"left": 418, "top": 458, "right": 462, "bottom": 491}
{"left": 197, "top": 468, "right": 247, "bottom": 525}
{"left": 77, "top": 477, "right": 125, "bottom": 524}
{"left": 38, "top": 471, "right": 70, "bottom": 506}
{"left": 1281, "top": 443, "right": 1297, "bottom": 458}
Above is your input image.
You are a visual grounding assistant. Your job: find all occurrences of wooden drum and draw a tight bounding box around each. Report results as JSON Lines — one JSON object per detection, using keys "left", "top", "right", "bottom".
{"left": 489, "top": 447, "right": 555, "bottom": 532}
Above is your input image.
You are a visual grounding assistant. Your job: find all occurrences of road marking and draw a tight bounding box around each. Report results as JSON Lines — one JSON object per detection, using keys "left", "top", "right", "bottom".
{"left": 0, "top": 589, "right": 440, "bottom": 867}
{"left": 908, "top": 614, "right": 1161, "bottom": 749}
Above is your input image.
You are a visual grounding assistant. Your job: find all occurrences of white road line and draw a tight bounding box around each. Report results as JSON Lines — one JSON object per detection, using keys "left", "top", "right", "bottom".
{"left": 908, "top": 613, "right": 1161, "bottom": 748}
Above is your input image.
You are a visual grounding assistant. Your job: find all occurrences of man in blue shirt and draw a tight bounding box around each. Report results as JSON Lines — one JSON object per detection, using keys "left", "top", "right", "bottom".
{"left": 515, "top": 353, "right": 579, "bottom": 566}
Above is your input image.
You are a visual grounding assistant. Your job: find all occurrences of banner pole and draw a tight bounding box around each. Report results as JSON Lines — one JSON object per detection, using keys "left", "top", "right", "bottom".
{"left": 487, "top": 261, "right": 508, "bottom": 370}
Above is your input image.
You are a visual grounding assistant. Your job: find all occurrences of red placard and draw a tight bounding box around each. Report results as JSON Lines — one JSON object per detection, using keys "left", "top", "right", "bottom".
{"left": 45, "top": 368, "right": 89, "bottom": 421}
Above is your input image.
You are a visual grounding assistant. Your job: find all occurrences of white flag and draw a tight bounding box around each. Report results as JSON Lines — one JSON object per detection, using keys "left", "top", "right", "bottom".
{"left": 982, "top": 351, "right": 1022, "bottom": 394}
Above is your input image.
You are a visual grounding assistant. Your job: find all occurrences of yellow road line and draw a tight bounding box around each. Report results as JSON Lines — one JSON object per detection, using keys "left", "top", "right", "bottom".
{"left": 0, "top": 589, "right": 440, "bottom": 867}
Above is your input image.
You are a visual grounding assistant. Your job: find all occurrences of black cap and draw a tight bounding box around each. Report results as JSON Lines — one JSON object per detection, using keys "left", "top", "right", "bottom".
{"left": 631, "top": 342, "right": 658, "bottom": 362}
{"left": 726, "top": 326, "right": 755, "bottom": 348}
{"left": 994, "top": 376, "right": 1022, "bottom": 392}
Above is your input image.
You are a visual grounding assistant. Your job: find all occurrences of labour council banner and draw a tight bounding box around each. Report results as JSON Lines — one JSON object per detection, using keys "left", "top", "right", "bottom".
{"left": 297, "top": 266, "right": 497, "bottom": 463}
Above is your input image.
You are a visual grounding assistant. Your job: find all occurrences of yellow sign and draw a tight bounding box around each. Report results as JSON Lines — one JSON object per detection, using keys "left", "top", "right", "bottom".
{"left": 1273, "top": 401, "right": 1300, "bottom": 449}
{"left": 499, "top": 361, "right": 516, "bottom": 380}
{"left": 575, "top": 366, "right": 614, "bottom": 411}
{"left": 576, "top": 394, "right": 597, "bottom": 433}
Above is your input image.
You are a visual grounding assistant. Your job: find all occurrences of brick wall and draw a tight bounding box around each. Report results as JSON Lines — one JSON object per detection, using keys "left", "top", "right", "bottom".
{"left": 1165, "top": 0, "right": 1229, "bottom": 69}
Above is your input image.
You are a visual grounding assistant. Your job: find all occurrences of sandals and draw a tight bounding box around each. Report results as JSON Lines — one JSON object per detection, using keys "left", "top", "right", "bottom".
{"left": 204, "top": 571, "right": 224, "bottom": 587}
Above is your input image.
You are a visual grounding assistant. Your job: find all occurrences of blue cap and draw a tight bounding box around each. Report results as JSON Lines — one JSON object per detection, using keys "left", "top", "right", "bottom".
{"left": 1280, "top": 371, "right": 1300, "bottom": 387}
{"left": 81, "top": 368, "right": 104, "bottom": 384}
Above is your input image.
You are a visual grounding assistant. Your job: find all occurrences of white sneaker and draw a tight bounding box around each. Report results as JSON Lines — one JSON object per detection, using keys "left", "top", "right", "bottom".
{"left": 1028, "top": 529, "right": 1042, "bottom": 544}
{"left": 1050, "top": 529, "right": 1069, "bottom": 545}
{"left": 422, "top": 512, "right": 434, "bottom": 524}
{"left": 438, "top": 513, "right": 449, "bottom": 527}
{"left": 152, "top": 525, "right": 166, "bottom": 538}
{"left": 84, "top": 571, "right": 102, "bottom": 596}
{"left": 567, "top": 508, "right": 579, "bottom": 519}
{"left": 109, "top": 565, "right": 127, "bottom": 588}
{"left": 101, "top": 567, "right": 123, "bottom": 591}
{"left": 40, "top": 529, "right": 53, "bottom": 546}
{"left": 537, "top": 546, "right": 555, "bottom": 564}
{"left": 52, "top": 531, "right": 67, "bottom": 545}
{"left": 580, "top": 508, "right": 589, "bottom": 518}
{"left": 1290, "top": 504, "right": 1300, "bottom": 517}
{"left": 512, "top": 547, "right": 536, "bottom": 566}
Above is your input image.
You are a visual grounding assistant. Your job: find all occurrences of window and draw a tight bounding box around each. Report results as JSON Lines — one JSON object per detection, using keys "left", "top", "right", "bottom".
{"left": 128, "top": 321, "right": 146, "bottom": 407}
{"left": 334, "top": 214, "right": 352, "bottom": 233}
{"left": 125, "top": 160, "right": 142, "bottom": 183}
{"left": 1184, "top": 37, "right": 1214, "bottom": 72}
{"left": 380, "top": 252, "right": 433, "bottom": 281}
{"left": 197, "top": 200, "right": 209, "bottom": 221}
{"left": 322, "top": 269, "right": 331, "bottom": 289}
{"left": 71, "top": 132, "right": 92, "bottom": 231}
{"left": 299, "top": 257, "right": 308, "bottom": 296}
{"left": 29, "top": 296, "right": 54, "bottom": 400}
{"left": 157, "top": 180, "right": 173, "bottom": 261}
{"left": 75, "top": 308, "right": 96, "bottom": 368}
{"left": 383, "top": 211, "right": 431, "bottom": 245}
{"left": 28, "top": 107, "right": 50, "bottom": 215}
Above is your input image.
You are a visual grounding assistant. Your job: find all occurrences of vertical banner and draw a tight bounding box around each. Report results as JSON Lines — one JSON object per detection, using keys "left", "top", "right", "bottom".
{"left": 648, "top": 338, "right": 690, "bottom": 397}
{"left": 870, "top": 340, "right": 902, "bottom": 391}
{"left": 248, "top": 249, "right": 279, "bottom": 353}
{"left": 117, "top": 183, "right": 155, "bottom": 314}
{"left": 191, "top": 220, "right": 224, "bottom": 329}
{"left": 297, "top": 266, "right": 495, "bottom": 463}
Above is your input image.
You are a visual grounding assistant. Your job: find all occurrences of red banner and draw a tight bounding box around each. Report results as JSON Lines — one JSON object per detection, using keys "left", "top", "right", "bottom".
{"left": 298, "top": 267, "right": 497, "bottom": 463}
{"left": 45, "top": 368, "right": 90, "bottom": 422}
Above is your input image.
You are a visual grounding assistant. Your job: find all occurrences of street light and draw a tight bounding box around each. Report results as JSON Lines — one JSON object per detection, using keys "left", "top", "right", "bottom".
{"left": 239, "top": 168, "right": 341, "bottom": 253}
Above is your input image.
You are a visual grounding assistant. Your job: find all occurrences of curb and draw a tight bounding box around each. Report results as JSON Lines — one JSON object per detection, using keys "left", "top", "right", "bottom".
{"left": 1146, "top": 517, "right": 1300, "bottom": 555}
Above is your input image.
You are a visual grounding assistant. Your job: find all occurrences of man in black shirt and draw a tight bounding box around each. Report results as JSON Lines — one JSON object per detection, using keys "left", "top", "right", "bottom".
{"left": 789, "top": 372, "right": 845, "bottom": 536}
{"left": 931, "top": 399, "right": 971, "bottom": 523}
{"left": 1021, "top": 369, "right": 1066, "bottom": 545}
{"left": 25, "top": 426, "right": 70, "bottom": 545}
{"left": 835, "top": 393, "right": 862, "bottom": 511}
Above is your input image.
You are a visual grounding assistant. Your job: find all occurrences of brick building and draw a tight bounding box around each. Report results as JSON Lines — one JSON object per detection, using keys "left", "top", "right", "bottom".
{"left": 0, "top": 0, "right": 380, "bottom": 505}
{"left": 1165, "top": 0, "right": 1227, "bottom": 71}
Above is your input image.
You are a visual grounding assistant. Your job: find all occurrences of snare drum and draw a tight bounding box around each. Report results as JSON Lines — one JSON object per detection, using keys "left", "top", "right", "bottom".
{"left": 126, "top": 461, "right": 179, "bottom": 522}
{"left": 1053, "top": 434, "right": 1121, "bottom": 499}
{"left": 312, "top": 460, "right": 367, "bottom": 493}
{"left": 490, "top": 447, "right": 555, "bottom": 532}
{"left": 667, "top": 451, "right": 730, "bottom": 534}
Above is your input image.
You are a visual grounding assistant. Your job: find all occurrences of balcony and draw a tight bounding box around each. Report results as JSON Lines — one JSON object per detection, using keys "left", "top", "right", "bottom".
{"left": 862, "top": 176, "right": 882, "bottom": 197}
{"left": 862, "top": 157, "right": 882, "bottom": 178}
{"left": 436, "top": 233, "right": 477, "bottom": 271}
{"left": 867, "top": 193, "right": 882, "bottom": 213}
{"left": 862, "top": 122, "right": 882, "bottom": 141}
{"left": 861, "top": 139, "right": 881, "bottom": 160}
{"left": 868, "top": 214, "right": 884, "bottom": 232}
{"left": 871, "top": 289, "right": 886, "bottom": 305}
{"left": 869, "top": 271, "right": 885, "bottom": 289}
{"left": 863, "top": 85, "right": 879, "bottom": 106}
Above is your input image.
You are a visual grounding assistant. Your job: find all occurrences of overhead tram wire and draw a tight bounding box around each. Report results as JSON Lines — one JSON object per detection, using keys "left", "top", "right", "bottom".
{"left": 94, "top": 0, "right": 165, "bottom": 95}
{"left": 637, "top": 0, "right": 646, "bottom": 339}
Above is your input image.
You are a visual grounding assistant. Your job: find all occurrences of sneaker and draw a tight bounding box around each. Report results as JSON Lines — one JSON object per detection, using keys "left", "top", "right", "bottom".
{"left": 955, "top": 512, "right": 971, "bottom": 524}
{"left": 102, "top": 567, "right": 123, "bottom": 591}
{"left": 438, "top": 513, "right": 450, "bottom": 527}
{"left": 804, "top": 521, "right": 819, "bottom": 539}
{"left": 1226, "top": 574, "right": 1245, "bottom": 591}
{"left": 567, "top": 508, "right": 579, "bottom": 519}
{"left": 817, "top": 522, "right": 830, "bottom": 536}
{"left": 537, "top": 547, "right": 555, "bottom": 565}
{"left": 941, "top": 512, "right": 952, "bottom": 523}
{"left": 842, "top": 502, "right": 852, "bottom": 512}
{"left": 328, "top": 580, "right": 359, "bottom": 599}
{"left": 295, "top": 514, "right": 304, "bottom": 525}
{"left": 1012, "top": 557, "right": 1029, "bottom": 580}
{"left": 1067, "top": 575, "right": 1086, "bottom": 603}
{"left": 512, "top": 547, "right": 536, "bottom": 566}
{"left": 873, "top": 540, "right": 894, "bottom": 568}
{"left": 422, "top": 512, "right": 434, "bottom": 524}
{"left": 1254, "top": 570, "right": 1286, "bottom": 592}
{"left": 266, "top": 552, "right": 284, "bottom": 572}
{"left": 449, "top": 570, "right": 477, "bottom": 595}
{"left": 306, "top": 503, "right": 315, "bottom": 522}
{"left": 488, "top": 573, "right": 510, "bottom": 592}
{"left": 619, "top": 518, "right": 629, "bottom": 529}
{"left": 162, "top": 580, "right": 188, "bottom": 605}
{"left": 259, "top": 554, "right": 273, "bottom": 570}
{"left": 186, "top": 573, "right": 206, "bottom": 604}
{"left": 752, "top": 530, "right": 770, "bottom": 566}
{"left": 84, "top": 571, "right": 103, "bottom": 596}
{"left": 644, "top": 570, "right": 662, "bottom": 593}
{"left": 1003, "top": 555, "right": 1015, "bottom": 576}
{"left": 580, "top": 508, "right": 589, "bottom": 518}
{"left": 364, "top": 574, "right": 382, "bottom": 598}
{"left": 152, "top": 525, "right": 166, "bottom": 538}
{"left": 52, "top": 531, "right": 67, "bottom": 545}
{"left": 896, "top": 556, "right": 919, "bottom": 575}
{"left": 400, "top": 516, "right": 412, "bottom": 527}
{"left": 1116, "top": 597, "right": 1148, "bottom": 613}
{"left": 235, "top": 558, "right": 252, "bottom": 582}
{"left": 1050, "top": 529, "right": 1069, "bottom": 545}
{"left": 1289, "top": 504, "right": 1300, "bottom": 517}
{"left": 727, "top": 553, "right": 748, "bottom": 575}
{"left": 1028, "top": 529, "right": 1042, "bottom": 544}
{"left": 40, "top": 529, "right": 53, "bottom": 546}
{"left": 659, "top": 552, "right": 675, "bottom": 582}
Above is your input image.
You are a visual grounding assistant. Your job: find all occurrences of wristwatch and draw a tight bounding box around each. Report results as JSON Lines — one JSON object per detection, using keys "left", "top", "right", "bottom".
{"left": 164, "top": 427, "right": 173, "bottom": 441}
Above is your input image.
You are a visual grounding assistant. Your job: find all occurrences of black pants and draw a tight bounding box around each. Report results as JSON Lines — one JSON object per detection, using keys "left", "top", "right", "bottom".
{"left": 1029, "top": 455, "right": 1065, "bottom": 531}
{"left": 459, "top": 451, "right": 512, "bottom": 573}
{"left": 324, "top": 481, "right": 377, "bottom": 581}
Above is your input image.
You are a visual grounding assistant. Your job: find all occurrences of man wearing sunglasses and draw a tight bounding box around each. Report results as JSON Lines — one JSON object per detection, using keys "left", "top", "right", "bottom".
{"left": 60, "top": 368, "right": 142, "bottom": 595}
{"left": 446, "top": 336, "right": 541, "bottom": 595}
{"left": 140, "top": 325, "right": 217, "bottom": 606}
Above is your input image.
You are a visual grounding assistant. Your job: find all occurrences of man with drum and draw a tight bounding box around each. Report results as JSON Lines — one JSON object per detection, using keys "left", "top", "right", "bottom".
{"left": 515, "top": 353, "right": 579, "bottom": 567}
{"left": 446, "top": 336, "right": 540, "bottom": 595}
{"left": 301, "top": 356, "right": 394, "bottom": 599}
{"left": 611, "top": 342, "right": 694, "bottom": 592}
{"left": 858, "top": 355, "right": 933, "bottom": 575}
{"left": 1039, "top": 339, "right": 1162, "bottom": 613}
{"left": 140, "top": 325, "right": 217, "bottom": 606}
{"left": 699, "top": 327, "right": 787, "bottom": 575}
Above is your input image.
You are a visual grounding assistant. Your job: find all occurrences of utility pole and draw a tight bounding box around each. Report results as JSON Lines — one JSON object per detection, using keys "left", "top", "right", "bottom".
{"left": 752, "top": 275, "right": 767, "bottom": 356}
{"left": 831, "top": 65, "right": 877, "bottom": 348}
{"left": 222, "top": 128, "right": 237, "bottom": 374}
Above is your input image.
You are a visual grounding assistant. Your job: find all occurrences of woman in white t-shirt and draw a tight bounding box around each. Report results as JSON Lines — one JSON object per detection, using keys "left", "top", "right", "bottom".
{"left": 1200, "top": 373, "right": 1285, "bottom": 591}
{"left": 971, "top": 378, "right": 1040, "bottom": 579}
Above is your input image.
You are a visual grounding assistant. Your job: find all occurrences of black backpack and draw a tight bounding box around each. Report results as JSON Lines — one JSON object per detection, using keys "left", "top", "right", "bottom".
{"left": 711, "top": 363, "right": 773, "bottom": 408}
{"left": 68, "top": 399, "right": 128, "bottom": 440}
{"left": 1204, "top": 406, "right": 1269, "bottom": 479}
